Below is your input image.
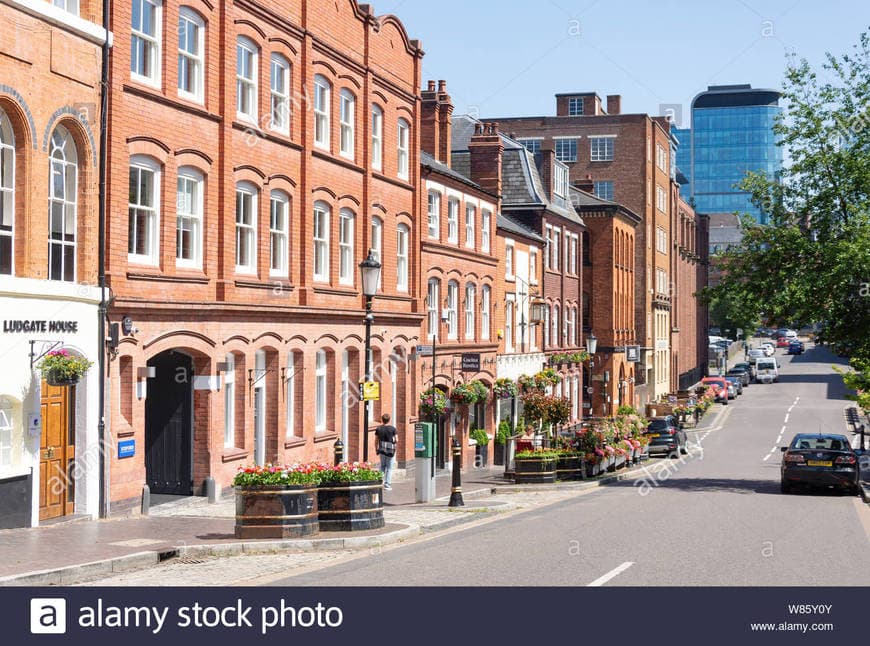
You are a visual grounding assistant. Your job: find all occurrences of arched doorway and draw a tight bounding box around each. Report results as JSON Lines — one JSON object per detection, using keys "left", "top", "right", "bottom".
{"left": 145, "top": 350, "right": 193, "bottom": 495}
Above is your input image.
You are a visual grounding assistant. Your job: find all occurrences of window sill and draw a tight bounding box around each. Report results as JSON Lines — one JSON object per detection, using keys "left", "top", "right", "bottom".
{"left": 127, "top": 271, "right": 209, "bottom": 285}
{"left": 313, "top": 286, "right": 357, "bottom": 297}
{"left": 313, "top": 432, "right": 338, "bottom": 444}
{"left": 235, "top": 279, "right": 292, "bottom": 291}
{"left": 221, "top": 448, "right": 249, "bottom": 463}
{"left": 284, "top": 437, "right": 306, "bottom": 449}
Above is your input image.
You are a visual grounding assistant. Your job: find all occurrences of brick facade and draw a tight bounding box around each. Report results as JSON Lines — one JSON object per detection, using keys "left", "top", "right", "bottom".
{"left": 104, "top": 0, "right": 425, "bottom": 510}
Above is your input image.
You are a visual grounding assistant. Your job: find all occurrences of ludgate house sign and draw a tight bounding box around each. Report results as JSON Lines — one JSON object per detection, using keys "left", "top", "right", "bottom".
{"left": 2, "top": 320, "right": 79, "bottom": 333}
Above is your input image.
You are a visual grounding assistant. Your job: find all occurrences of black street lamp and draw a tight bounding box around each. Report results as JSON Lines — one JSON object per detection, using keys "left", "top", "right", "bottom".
{"left": 359, "top": 250, "right": 381, "bottom": 463}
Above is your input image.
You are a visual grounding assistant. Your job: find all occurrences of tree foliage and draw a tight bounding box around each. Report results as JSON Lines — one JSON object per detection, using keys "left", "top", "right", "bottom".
{"left": 702, "top": 31, "right": 870, "bottom": 363}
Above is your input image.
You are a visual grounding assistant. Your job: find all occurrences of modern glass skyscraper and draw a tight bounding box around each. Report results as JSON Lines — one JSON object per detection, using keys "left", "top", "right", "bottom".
{"left": 676, "top": 85, "right": 782, "bottom": 224}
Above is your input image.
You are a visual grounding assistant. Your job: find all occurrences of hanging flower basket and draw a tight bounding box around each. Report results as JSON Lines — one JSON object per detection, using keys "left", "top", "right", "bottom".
{"left": 493, "top": 378, "right": 519, "bottom": 400}
{"left": 420, "top": 388, "right": 447, "bottom": 417}
{"left": 38, "top": 350, "right": 93, "bottom": 388}
{"left": 450, "top": 382, "right": 479, "bottom": 405}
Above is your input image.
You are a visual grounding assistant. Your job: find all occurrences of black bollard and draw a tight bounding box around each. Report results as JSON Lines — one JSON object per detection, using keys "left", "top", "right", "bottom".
{"left": 333, "top": 438, "right": 344, "bottom": 466}
{"left": 448, "top": 439, "right": 464, "bottom": 507}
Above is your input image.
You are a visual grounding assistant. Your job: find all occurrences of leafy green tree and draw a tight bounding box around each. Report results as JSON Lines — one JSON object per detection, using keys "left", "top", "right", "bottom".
{"left": 703, "top": 32, "right": 870, "bottom": 363}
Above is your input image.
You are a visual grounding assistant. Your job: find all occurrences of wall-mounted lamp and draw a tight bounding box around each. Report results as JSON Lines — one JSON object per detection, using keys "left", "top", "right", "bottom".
{"left": 121, "top": 315, "right": 137, "bottom": 336}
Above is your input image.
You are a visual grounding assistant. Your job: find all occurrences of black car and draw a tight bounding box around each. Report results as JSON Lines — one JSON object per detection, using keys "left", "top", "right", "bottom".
{"left": 787, "top": 340, "right": 805, "bottom": 355}
{"left": 781, "top": 433, "right": 860, "bottom": 495}
{"left": 726, "top": 367, "right": 750, "bottom": 387}
{"left": 724, "top": 375, "right": 743, "bottom": 395}
{"left": 644, "top": 416, "right": 688, "bottom": 458}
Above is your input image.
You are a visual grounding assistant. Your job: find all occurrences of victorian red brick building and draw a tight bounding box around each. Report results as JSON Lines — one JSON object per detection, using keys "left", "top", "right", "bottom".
{"left": 104, "top": 0, "right": 425, "bottom": 512}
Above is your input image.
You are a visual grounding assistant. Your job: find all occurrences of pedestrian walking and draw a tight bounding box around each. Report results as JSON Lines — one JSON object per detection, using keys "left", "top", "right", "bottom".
{"left": 375, "top": 413, "right": 398, "bottom": 489}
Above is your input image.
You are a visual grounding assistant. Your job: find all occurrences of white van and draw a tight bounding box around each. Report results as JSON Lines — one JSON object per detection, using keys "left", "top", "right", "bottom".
{"left": 755, "top": 357, "right": 779, "bottom": 383}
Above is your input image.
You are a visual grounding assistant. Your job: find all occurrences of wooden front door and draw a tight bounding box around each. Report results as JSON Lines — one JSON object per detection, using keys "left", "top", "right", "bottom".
{"left": 39, "top": 382, "right": 75, "bottom": 520}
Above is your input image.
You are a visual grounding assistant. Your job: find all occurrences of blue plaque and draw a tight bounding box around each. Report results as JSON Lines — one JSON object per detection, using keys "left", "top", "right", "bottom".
{"left": 118, "top": 439, "right": 135, "bottom": 459}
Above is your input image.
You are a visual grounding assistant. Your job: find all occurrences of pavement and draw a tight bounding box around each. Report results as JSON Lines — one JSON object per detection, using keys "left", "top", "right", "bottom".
{"left": 0, "top": 401, "right": 736, "bottom": 587}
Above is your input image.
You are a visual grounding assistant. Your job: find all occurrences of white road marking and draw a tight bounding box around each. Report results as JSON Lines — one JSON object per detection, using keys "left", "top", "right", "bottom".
{"left": 763, "top": 454, "right": 772, "bottom": 462}
{"left": 784, "top": 414, "right": 790, "bottom": 424}
{"left": 781, "top": 426, "right": 787, "bottom": 434}
{"left": 587, "top": 561, "right": 634, "bottom": 587}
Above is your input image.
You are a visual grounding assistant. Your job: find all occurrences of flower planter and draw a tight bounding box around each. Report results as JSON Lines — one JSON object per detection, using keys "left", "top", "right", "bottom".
{"left": 45, "top": 370, "right": 81, "bottom": 387}
{"left": 317, "top": 480, "right": 384, "bottom": 532}
{"left": 513, "top": 457, "right": 556, "bottom": 484}
{"left": 585, "top": 460, "right": 601, "bottom": 478}
{"left": 234, "top": 485, "right": 319, "bottom": 539}
{"left": 474, "top": 444, "right": 489, "bottom": 468}
{"left": 555, "top": 455, "right": 582, "bottom": 481}
{"left": 493, "top": 443, "right": 505, "bottom": 466}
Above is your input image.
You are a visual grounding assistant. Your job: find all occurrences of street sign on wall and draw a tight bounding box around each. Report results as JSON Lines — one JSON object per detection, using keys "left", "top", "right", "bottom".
{"left": 416, "top": 345, "right": 434, "bottom": 357}
{"left": 461, "top": 353, "right": 480, "bottom": 372}
{"left": 626, "top": 345, "right": 641, "bottom": 362}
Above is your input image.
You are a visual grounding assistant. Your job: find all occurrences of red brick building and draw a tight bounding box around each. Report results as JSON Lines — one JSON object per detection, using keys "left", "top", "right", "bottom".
{"left": 104, "top": 0, "right": 425, "bottom": 512}
{"left": 571, "top": 185, "right": 640, "bottom": 416}
{"left": 452, "top": 117, "right": 587, "bottom": 429}
{"left": 494, "top": 92, "right": 707, "bottom": 408}
{"left": 418, "top": 81, "right": 499, "bottom": 470}
{"left": 0, "top": 0, "right": 108, "bottom": 526}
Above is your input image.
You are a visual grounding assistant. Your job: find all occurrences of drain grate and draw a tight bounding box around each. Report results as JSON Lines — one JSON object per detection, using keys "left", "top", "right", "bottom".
{"left": 175, "top": 557, "right": 207, "bottom": 565}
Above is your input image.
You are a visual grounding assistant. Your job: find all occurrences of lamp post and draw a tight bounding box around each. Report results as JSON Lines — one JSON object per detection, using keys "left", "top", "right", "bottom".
{"left": 514, "top": 277, "right": 543, "bottom": 354}
{"left": 585, "top": 333, "right": 598, "bottom": 417}
{"left": 359, "top": 250, "right": 381, "bottom": 463}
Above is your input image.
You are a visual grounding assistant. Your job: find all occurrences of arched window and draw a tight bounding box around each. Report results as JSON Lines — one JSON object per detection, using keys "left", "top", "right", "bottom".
{"left": 370, "top": 216, "right": 382, "bottom": 289}
{"left": 446, "top": 280, "right": 458, "bottom": 339}
{"left": 315, "top": 350, "right": 327, "bottom": 433}
{"left": 129, "top": 155, "right": 160, "bottom": 264}
{"left": 269, "top": 190, "right": 289, "bottom": 276}
{"left": 178, "top": 7, "right": 204, "bottom": 102}
{"left": 464, "top": 283, "right": 476, "bottom": 340}
{"left": 131, "top": 0, "right": 162, "bottom": 85}
{"left": 480, "top": 285, "right": 491, "bottom": 340}
{"left": 339, "top": 89, "right": 355, "bottom": 159}
{"left": 396, "top": 223, "right": 409, "bottom": 292}
{"left": 235, "top": 182, "right": 257, "bottom": 273}
{"left": 371, "top": 105, "right": 383, "bottom": 171}
{"left": 339, "top": 207, "right": 355, "bottom": 285}
{"left": 427, "top": 278, "right": 440, "bottom": 339}
{"left": 313, "top": 201, "right": 330, "bottom": 281}
{"left": 223, "top": 353, "right": 235, "bottom": 448}
{"left": 0, "top": 110, "right": 14, "bottom": 275}
{"left": 397, "top": 118, "right": 409, "bottom": 179}
{"left": 176, "top": 166, "right": 203, "bottom": 268}
{"left": 48, "top": 125, "right": 78, "bottom": 282}
{"left": 269, "top": 54, "right": 290, "bottom": 133}
{"left": 314, "top": 75, "right": 331, "bottom": 149}
{"left": 551, "top": 304, "right": 560, "bottom": 348}
{"left": 236, "top": 36, "right": 258, "bottom": 121}
{"left": 504, "top": 299, "right": 514, "bottom": 351}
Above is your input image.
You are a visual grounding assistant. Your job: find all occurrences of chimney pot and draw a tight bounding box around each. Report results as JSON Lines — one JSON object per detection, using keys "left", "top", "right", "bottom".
{"left": 428, "top": 80, "right": 436, "bottom": 91}
{"left": 438, "top": 80, "right": 447, "bottom": 92}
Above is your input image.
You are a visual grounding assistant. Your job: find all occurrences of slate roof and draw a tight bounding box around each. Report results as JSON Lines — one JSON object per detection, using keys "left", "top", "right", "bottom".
{"left": 497, "top": 213, "right": 545, "bottom": 243}
{"left": 420, "top": 150, "right": 494, "bottom": 196}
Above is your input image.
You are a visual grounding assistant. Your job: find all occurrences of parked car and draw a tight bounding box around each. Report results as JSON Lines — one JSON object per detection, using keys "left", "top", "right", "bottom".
{"left": 700, "top": 376, "right": 730, "bottom": 403}
{"left": 787, "top": 340, "right": 805, "bottom": 355}
{"left": 776, "top": 336, "right": 791, "bottom": 348}
{"left": 781, "top": 433, "right": 860, "bottom": 495}
{"left": 755, "top": 357, "right": 779, "bottom": 383}
{"left": 760, "top": 342, "right": 775, "bottom": 356}
{"left": 724, "top": 376, "right": 743, "bottom": 395}
{"left": 726, "top": 367, "right": 751, "bottom": 386}
{"left": 725, "top": 380, "right": 738, "bottom": 398}
{"left": 644, "top": 416, "right": 688, "bottom": 458}
{"left": 732, "top": 362, "right": 755, "bottom": 382}
{"left": 748, "top": 348, "right": 767, "bottom": 363}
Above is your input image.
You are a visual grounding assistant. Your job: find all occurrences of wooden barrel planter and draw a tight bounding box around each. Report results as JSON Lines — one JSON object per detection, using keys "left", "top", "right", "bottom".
{"left": 317, "top": 480, "right": 385, "bottom": 531}
{"left": 513, "top": 456, "right": 556, "bottom": 484}
{"left": 234, "top": 485, "right": 319, "bottom": 539}
{"left": 555, "top": 455, "right": 583, "bottom": 481}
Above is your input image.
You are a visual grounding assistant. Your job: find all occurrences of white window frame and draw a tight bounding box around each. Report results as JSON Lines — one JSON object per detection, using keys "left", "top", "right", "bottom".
{"left": 427, "top": 278, "right": 440, "bottom": 339}
{"left": 505, "top": 241, "right": 514, "bottom": 278}
{"left": 543, "top": 306, "right": 550, "bottom": 348}
{"left": 314, "top": 75, "right": 331, "bottom": 149}
{"left": 397, "top": 118, "right": 410, "bottom": 180}
{"left": 286, "top": 353, "right": 297, "bottom": 438}
{"left": 48, "top": 127, "right": 78, "bottom": 282}
{"left": 53, "top": 0, "right": 79, "bottom": 14}
{"left": 234, "top": 182, "right": 257, "bottom": 273}
{"left": 594, "top": 180, "right": 614, "bottom": 201}
{"left": 518, "top": 138, "right": 541, "bottom": 154}
{"left": 313, "top": 201, "right": 330, "bottom": 282}
{"left": 552, "top": 229, "right": 560, "bottom": 271}
{"left": 656, "top": 184, "right": 667, "bottom": 212}
{"left": 481, "top": 209, "right": 491, "bottom": 252}
{"left": 544, "top": 225, "right": 552, "bottom": 270}
{"left": 128, "top": 155, "right": 160, "bottom": 266}
{"left": 504, "top": 297, "right": 514, "bottom": 351}
{"left": 554, "top": 163, "right": 569, "bottom": 198}
{"left": 446, "top": 280, "right": 458, "bottom": 339}
{"left": 480, "top": 285, "right": 490, "bottom": 341}
{"left": 465, "top": 203, "right": 475, "bottom": 249}
{"left": 177, "top": 8, "right": 204, "bottom": 102}
{"left": 464, "top": 283, "right": 476, "bottom": 340}
{"left": 370, "top": 216, "right": 382, "bottom": 290}
{"left": 447, "top": 197, "right": 459, "bottom": 243}
{"left": 269, "top": 54, "right": 290, "bottom": 134}
{"left": 590, "top": 135, "right": 615, "bottom": 162}
{"left": 569, "top": 234, "right": 577, "bottom": 275}
{"left": 339, "top": 89, "right": 355, "bottom": 159}
{"left": 371, "top": 104, "right": 383, "bottom": 171}
{"left": 552, "top": 304, "right": 560, "bottom": 348}
{"left": 656, "top": 226, "right": 667, "bottom": 254}
{"left": 0, "top": 111, "right": 15, "bottom": 276}
{"left": 315, "top": 350, "right": 327, "bottom": 433}
{"left": 131, "top": 0, "right": 162, "bottom": 86}
{"left": 529, "top": 247, "right": 538, "bottom": 285}
{"left": 236, "top": 37, "right": 258, "bottom": 122}
{"left": 554, "top": 138, "right": 577, "bottom": 163}
{"left": 223, "top": 353, "right": 235, "bottom": 448}
{"left": 563, "top": 307, "right": 570, "bottom": 346}
{"left": 175, "top": 167, "right": 203, "bottom": 269}
{"left": 568, "top": 97, "right": 583, "bottom": 116}
{"left": 339, "top": 207, "right": 355, "bottom": 285}
{"left": 396, "top": 223, "right": 409, "bottom": 292}
{"left": 269, "top": 191, "right": 289, "bottom": 277}
{"left": 427, "top": 191, "right": 440, "bottom": 239}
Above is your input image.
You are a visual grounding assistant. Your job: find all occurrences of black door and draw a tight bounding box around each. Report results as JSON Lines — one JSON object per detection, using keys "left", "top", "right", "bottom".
{"left": 145, "top": 351, "right": 193, "bottom": 495}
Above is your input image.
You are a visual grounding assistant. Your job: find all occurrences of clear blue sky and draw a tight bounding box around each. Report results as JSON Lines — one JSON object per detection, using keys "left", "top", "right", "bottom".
{"left": 379, "top": 0, "right": 870, "bottom": 125}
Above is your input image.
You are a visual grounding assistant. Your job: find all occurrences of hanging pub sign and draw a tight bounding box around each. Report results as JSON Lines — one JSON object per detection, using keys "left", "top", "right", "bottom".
{"left": 626, "top": 345, "right": 641, "bottom": 362}
{"left": 461, "top": 353, "right": 480, "bottom": 372}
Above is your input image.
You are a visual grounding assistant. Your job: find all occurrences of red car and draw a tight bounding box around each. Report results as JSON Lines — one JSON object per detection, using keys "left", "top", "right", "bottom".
{"left": 776, "top": 336, "right": 791, "bottom": 348}
{"left": 700, "top": 376, "right": 730, "bottom": 404}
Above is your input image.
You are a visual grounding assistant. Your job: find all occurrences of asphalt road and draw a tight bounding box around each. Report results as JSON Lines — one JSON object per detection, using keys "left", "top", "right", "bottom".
{"left": 269, "top": 342, "right": 870, "bottom": 586}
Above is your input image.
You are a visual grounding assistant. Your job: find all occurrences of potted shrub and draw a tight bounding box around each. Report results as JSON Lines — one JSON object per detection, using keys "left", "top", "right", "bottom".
{"left": 317, "top": 462, "right": 384, "bottom": 532}
{"left": 494, "top": 419, "right": 511, "bottom": 466}
{"left": 38, "top": 349, "right": 93, "bottom": 387}
{"left": 513, "top": 449, "right": 558, "bottom": 484}
{"left": 469, "top": 428, "right": 490, "bottom": 467}
{"left": 233, "top": 463, "right": 321, "bottom": 539}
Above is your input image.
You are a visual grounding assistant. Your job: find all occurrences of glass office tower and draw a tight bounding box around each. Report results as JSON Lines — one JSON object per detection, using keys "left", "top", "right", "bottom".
{"left": 677, "top": 85, "right": 782, "bottom": 224}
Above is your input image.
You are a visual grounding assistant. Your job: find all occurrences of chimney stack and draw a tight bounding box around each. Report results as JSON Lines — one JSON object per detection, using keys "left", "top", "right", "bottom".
{"left": 420, "top": 80, "right": 454, "bottom": 166}
{"left": 606, "top": 94, "right": 621, "bottom": 115}
{"left": 437, "top": 80, "right": 453, "bottom": 167}
{"left": 573, "top": 174, "right": 595, "bottom": 194}
{"left": 468, "top": 122, "right": 503, "bottom": 196}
